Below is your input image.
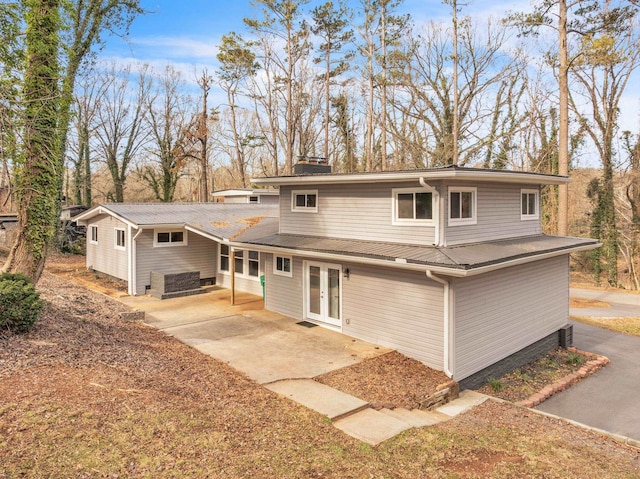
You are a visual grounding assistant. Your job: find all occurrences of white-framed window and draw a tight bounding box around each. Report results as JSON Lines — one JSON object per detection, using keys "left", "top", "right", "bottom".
{"left": 248, "top": 251, "right": 260, "bottom": 277}
{"left": 249, "top": 195, "right": 259, "bottom": 203}
{"left": 220, "top": 243, "right": 230, "bottom": 272}
{"left": 521, "top": 189, "right": 539, "bottom": 220}
{"left": 392, "top": 188, "right": 435, "bottom": 225}
{"left": 154, "top": 229, "right": 187, "bottom": 247}
{"left": 220, "top": 245, "right": 260, "bottom": 279}
{"left": 234, "top": 250, "right": 245, "bottom": 274}
{"left": 448, "top": 187, "right": 477, "bottom": 226}
{"left": 291, "top": 189, "right": 318, "bottom": 212}
{"left": 89, "top": 225, "right": 98, "bottom": 244}
{"left": 114, "top": 228, "right": 126, "bottom": 250}
{"left": 274, "top": 255, "right": 293, "bottom": 277}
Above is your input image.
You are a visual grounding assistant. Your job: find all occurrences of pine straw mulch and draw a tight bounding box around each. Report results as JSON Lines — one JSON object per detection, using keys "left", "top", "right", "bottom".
{"left": 315, "top": 351, "right": 451, "bottom": 410}
{"left": 1, "top": 258, "right": 639, "bottom": 477}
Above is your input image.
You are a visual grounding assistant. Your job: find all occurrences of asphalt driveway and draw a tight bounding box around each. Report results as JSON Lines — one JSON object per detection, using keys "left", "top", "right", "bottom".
{"left": 537, "top": 321, "right": 640, "bottom": 441}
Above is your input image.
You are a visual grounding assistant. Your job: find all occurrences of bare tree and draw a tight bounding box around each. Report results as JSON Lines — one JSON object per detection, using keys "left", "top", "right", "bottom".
{"left": 93, "top": 63, "right": 150, "bottom": 203}
{"left": 396, "top": 18, "right": 524, "bottom": 167}
{"left": 139, "top": 66, "right": 192, "bottom": 203}
{"left": 244, "top": 0, "right": 311, "bottom": 175}
{"left": 311, "top": 0, "right": 354, "bottom": 163}
{"left": 67, "top": 68, "right": 101, "bottom": 206}
{"left": 217, "top": 33, "right": 259, "bottom": 187}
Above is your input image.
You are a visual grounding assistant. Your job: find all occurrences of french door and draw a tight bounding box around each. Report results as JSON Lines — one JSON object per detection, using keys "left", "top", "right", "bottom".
{"left": 305, "top": 262, "right": 342, "bottom": 327}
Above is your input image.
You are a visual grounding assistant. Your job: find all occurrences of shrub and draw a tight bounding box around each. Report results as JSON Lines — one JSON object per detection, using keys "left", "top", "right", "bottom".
{"left": 566, "top": 351, "right": 584, "bottom": 366}
{"left": 0, "top": 272, "right": 43, "bottom": 334}
{"left": 488, "top": 378, "right": 504, "bottom": 392}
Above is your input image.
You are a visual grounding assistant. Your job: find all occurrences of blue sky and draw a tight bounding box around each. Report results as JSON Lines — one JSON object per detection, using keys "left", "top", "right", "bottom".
{"left": 102, "top": 0, "right": 527, "bottom": 75}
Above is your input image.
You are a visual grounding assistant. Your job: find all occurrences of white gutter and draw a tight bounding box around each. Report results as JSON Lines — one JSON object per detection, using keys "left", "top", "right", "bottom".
{"left": 427, "top": 270, "right": 453, "bottom": 378}
{"left": 126, "top": 224, "right": 134, "bottom": 295}
{"left": 458, "top": 242, "right": 601, "bottom": 277}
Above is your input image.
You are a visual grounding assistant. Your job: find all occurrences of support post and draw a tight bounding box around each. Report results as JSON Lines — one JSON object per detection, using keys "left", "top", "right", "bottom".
{"left": 230, "top": 249, "right": 236, "bottom": 305}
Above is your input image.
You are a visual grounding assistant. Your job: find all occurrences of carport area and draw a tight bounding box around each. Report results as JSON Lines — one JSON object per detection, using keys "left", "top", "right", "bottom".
{"left": 119, "top": 287, "right": 391, "bottom": 385}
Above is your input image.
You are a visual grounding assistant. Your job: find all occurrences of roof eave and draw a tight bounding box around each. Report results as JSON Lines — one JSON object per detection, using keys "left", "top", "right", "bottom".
{"left": 234, "top": 239, "right": 600, "bottom": 277}
{"left": 73, "top": 205, "right": 139, "bottom": 229}
{"left": 251, "top": 170, "right": 571, "bottom": 187}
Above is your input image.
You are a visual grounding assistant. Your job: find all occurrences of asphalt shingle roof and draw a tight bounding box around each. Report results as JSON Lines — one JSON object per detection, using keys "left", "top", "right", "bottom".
{"left": 97, "top": 203, "right": 279, "bottom": 241}
{"left": 243, "top": 233, "right": 599, "bottom": 271}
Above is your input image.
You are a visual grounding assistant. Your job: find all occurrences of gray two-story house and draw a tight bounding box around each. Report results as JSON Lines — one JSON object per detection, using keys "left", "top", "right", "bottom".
{"left": 76, "top": 166, "right": 599, "bottom": 388}
{"left": 244, "top": 165, "right": 599, "bottom": 387}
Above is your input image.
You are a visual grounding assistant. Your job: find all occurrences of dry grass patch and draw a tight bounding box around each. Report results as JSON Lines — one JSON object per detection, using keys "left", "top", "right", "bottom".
{"left": 570, "top": 297, "right": 611, "bottom": 308}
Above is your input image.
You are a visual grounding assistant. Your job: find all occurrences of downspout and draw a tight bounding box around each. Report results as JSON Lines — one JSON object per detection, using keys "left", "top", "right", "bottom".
{"left": 427, "top": 270, "right": 453, "bottom": 379}
{"left": 130, "top": 227, "right": 144, "bottom": 296}
{"left": 419, "top": 177, "right": 442, "bottom": 246}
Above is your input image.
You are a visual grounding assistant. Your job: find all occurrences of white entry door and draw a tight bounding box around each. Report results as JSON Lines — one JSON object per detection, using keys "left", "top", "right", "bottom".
{"left": 305, "top": 262, "right": 342, "bottom": 327}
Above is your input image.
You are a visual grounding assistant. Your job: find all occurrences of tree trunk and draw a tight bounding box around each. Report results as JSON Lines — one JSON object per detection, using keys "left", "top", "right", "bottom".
{"left": 3, "top": 0, "right": 61, "bottom": 281}
{"left": 557, "top": 0, "right": 569, "bottom": 236}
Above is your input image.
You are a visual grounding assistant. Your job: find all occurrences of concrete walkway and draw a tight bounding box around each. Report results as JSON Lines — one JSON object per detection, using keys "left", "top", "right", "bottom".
{"left": 537, "top": 289, "right": 640, "bottom": 441}
{"left": 120, "top": 288, "right": 488, "bottom": 445}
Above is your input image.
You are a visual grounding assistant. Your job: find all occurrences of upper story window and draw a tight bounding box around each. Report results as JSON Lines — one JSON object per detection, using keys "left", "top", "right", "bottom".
{"left": 249, "top": 195, "right": 259, "bottom": 203}
{"left": 154, "top": 229, "right": 187, "bottom": 247}
{"left": 392, "top": 188, "right": 435, "bottom": 225}
{"left": 449, "top": 187, "right": 477, "bottom": 226}
{"left": 89, "top": 225, "right": 98, "bottom": 244}
{"left": 274, "top": 255, "right": 293, "bottom": 277}
{"left": 114, "top": 228, "right": 126, "bottom": 250}
{"left": 291, "top": 190, "right": 318, "bottom": 213}
{"left": 521, "top": 189, "right": 539, "bottom": 220}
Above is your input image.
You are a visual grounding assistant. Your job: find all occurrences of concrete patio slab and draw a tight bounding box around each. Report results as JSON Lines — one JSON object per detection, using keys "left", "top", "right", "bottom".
{"left": 333, "top": 408, "right": 411, "bottom": 446}
{"left": 265, "top": 379, "right": 368, "bottom": 420}
{"left": 120, "top": 289, "right": 391, "bottom": 384}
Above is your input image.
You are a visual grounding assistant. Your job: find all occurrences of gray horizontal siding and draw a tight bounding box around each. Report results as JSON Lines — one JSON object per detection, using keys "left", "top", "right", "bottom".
{"left": 342, "top": 264, "right": 444, "bottom": 370}
{"left": 264, "top": 255, "right": 304, "bottom": 319}
{"left": 135, "top": 229, "right": 217, "bottom": 294}
{"left": 85, "top": 214, "right": 128, "bottom": 281}
{"left": 279, "top": 183, "right": 437, "bottom": 245}
{"left": 452, "top": 255, "right": 568, "bottom": 380}
{"left": 445, "top": 183, "right": 541, "bottom": 245}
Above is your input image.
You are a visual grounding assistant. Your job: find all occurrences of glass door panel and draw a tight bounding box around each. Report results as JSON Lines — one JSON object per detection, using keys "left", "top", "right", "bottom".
{"left": 309, "top": 265, "right": 321, "bottom": 316}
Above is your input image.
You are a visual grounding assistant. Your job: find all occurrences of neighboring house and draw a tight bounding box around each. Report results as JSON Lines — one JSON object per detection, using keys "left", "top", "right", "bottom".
{"left": 247, "top": 165, "right": 599, "bottom": 388}
{"left": 60, "top": 205, "right": 88, "bottom": 220}
{"left": 212, "top": 188, "right": 279, "bottom": 205}
{"left": 74, "top": 203, "right": 278, "bottom": 297}
{"left": 75, "top": 166, "right": 600, "bottom": 388}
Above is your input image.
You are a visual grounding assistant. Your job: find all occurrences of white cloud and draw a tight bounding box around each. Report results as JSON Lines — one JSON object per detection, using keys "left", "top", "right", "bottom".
{"left": 129, "top": 35, "right": 221, "bottom": 60}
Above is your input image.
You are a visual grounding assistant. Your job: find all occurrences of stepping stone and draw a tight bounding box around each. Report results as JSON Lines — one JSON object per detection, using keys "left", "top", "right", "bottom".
{"left": 265, "top": 379, "right": 368, "bottom": 420}
{"left": 436, "top": 390, "right": 489, "bottom": 417}
{"left": 333, "top": 408, "right": 411, "bottom": 446}
{"left": 380, "top": 408, "right": 448, "bottom": 427}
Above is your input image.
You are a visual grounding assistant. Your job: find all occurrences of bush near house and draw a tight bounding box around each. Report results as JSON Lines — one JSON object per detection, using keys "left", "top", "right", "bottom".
{"left": 0, "top": 272, "right": 43, "bottom": 334}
